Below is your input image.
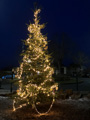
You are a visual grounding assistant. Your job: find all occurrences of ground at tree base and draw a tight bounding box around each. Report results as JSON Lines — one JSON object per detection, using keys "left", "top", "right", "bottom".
{"left": 0, "top": 96, "right": 90, "bottom": 120}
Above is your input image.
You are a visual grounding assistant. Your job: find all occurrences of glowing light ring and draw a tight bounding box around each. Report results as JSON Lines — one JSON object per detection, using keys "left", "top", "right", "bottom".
{"left": 34, "top": 96, "right": 55, "bottom": 115}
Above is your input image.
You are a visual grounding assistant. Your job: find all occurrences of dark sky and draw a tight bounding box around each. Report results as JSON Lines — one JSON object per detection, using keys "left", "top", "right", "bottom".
{"left": 0, "top": 0, "right": 90, "bottom": 69}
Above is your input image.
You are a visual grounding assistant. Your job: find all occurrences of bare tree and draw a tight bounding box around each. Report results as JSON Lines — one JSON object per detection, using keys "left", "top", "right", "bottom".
{"left": 73, "top": 51, "right": 89, "bottom": 70}
{"left": 49, "top": 32, "right": 76, "bottom": 74}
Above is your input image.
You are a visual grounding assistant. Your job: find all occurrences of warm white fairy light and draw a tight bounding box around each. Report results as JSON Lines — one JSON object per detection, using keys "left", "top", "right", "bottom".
{"left": 13, "top": 8, "right": 58, "bottom": 114}
{"left": 34, "top": 96, "right": 55, "bottom": 115}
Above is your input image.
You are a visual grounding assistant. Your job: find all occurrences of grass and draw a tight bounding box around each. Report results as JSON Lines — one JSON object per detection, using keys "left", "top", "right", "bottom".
{"left": 54, "top": 75, "right": 84, "bottom": 84}
{"left": 58, "top": 79, "right": 83, "bottom": 84}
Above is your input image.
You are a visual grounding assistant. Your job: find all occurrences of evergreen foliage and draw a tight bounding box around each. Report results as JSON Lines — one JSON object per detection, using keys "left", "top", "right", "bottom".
{"left": 13, "top": 8, "right": 58, "bottom": 110}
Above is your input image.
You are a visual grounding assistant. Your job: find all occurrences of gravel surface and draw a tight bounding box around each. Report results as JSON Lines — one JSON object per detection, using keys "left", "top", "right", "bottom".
{"left": 0, "top": 96, "right": 90, "bottom": 120}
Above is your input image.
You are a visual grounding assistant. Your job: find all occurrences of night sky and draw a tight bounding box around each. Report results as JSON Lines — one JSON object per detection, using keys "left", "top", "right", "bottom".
{"left": 0, "top": 0, "right": 90, "bottom": 69}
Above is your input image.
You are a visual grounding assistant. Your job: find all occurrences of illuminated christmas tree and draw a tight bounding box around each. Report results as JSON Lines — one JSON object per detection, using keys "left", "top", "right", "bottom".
{"left": 13, "top": 8, "right": 58, "bottom": 114}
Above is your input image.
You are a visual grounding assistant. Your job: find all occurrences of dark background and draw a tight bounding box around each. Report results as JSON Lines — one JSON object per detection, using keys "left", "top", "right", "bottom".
{"left": 0, "top": 0, "right": 90, "bottom": 69}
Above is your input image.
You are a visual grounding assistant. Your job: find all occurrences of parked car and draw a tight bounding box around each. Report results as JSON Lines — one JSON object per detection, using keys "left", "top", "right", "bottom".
{"left": 2, "top": 74, "right": 15, "bottom": 79}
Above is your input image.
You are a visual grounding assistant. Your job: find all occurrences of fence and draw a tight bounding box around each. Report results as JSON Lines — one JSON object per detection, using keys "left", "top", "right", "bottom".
{"left": 60, "top": 78, "right": 90, "bottom": 92}
{"left": 0, "top": 78, "right": 18, "bottom": 94}
{"left": 0, "top": 77, "right": 90, "bottom": 94}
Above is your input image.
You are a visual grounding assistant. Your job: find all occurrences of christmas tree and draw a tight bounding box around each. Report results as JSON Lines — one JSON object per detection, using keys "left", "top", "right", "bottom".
{"left": 13, "top": 8, "right": 58, "bottom": 113}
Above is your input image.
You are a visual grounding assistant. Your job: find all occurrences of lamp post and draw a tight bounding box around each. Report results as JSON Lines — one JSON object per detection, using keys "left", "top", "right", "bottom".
{"left": 0, "top": 78, "right": 2, "bottom": 88}
{"left": 76, "top": 74, "right": 78, "bottom": 91}
{"left": 74, "top": 72, "right": 79, "bottom": 91}
{"left": 10, "top": 68, "right": 14, "bottom": 93}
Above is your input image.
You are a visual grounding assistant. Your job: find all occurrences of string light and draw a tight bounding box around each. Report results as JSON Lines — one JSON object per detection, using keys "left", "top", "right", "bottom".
{"left": 13, "top": 8, "right": 58, "bottom": 114}
{"left": 34, "top": 97, "right": 55, "bottom": 115}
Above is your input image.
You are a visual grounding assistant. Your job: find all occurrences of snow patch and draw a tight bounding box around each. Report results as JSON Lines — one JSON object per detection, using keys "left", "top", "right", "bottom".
{"left": 0, "top": 96, "right": 8, "bottom": 99}
{"left": 78, "top": 97, "right": 90, "bottom": 101}
{"left": 56, "top": 98, "right": 90, "bottom": 110}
